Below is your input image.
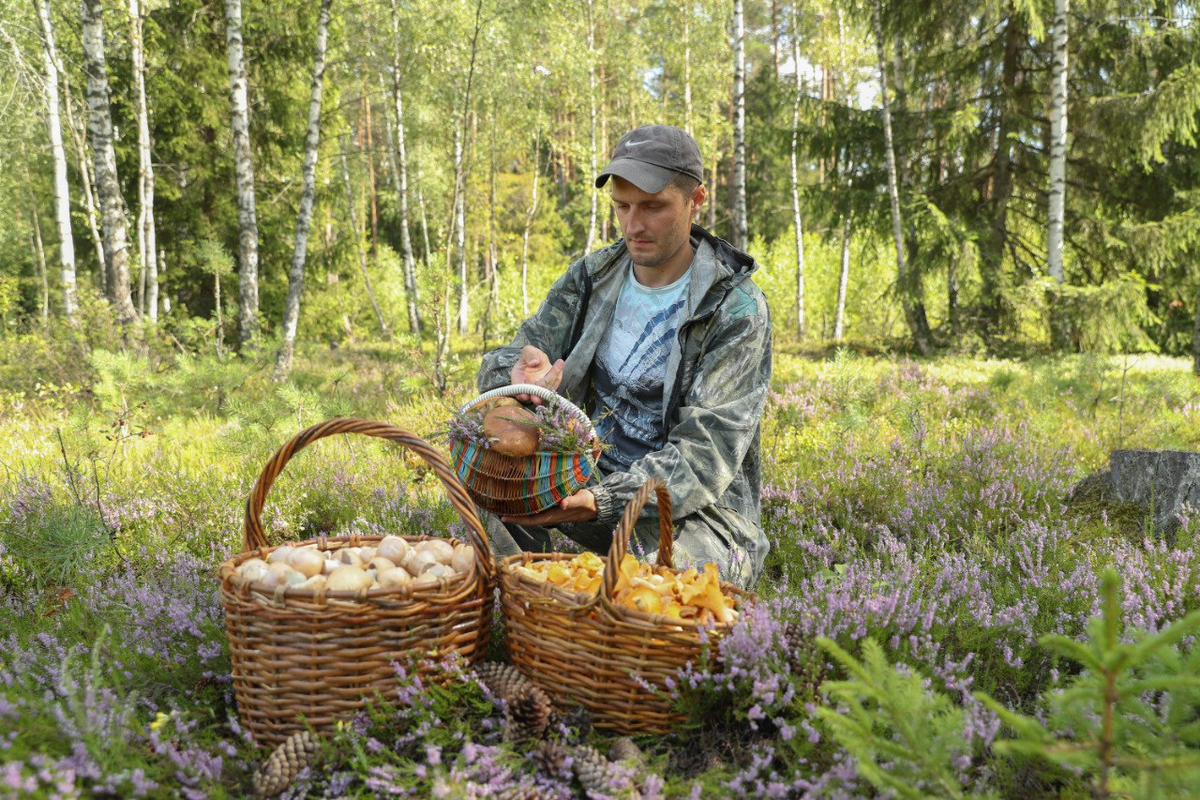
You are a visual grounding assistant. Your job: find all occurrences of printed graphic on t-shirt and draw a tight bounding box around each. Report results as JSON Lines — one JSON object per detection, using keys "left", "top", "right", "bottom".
{"left": 592, "top": 267, "right": 689, "bottom": 469}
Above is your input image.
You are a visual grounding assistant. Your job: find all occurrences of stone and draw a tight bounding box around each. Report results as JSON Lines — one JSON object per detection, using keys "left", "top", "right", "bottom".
{"left": 1077, "top": 450, "right": 1200, "bottom": 539}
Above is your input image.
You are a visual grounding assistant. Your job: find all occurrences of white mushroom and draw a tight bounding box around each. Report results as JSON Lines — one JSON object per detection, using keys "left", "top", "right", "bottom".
{"left": 289, "top": 548, "right": 326, "bottom": 578}
{"left": 238, "top": 558, "right": 269, "bottom": 584}
{"left": 450, "top": 545, "right": 475, "bottom": 574}
{"left": 326, "top": 565, "right": 372, "bottom": 592}
{"left": 417, "top": 539, "right": 456, "bottom": 565}
{"left": 338, "top": 549, "right": 365, "bottom": 568}
{"left": 404, "top": 550, "right": 441, "bottom": 577}
{"left": 369, "top": 556, "right": 397, "bottom": 574}
{"left": 376, "top": 535, "right": 410, "bottom": 565}
{"left": 377, "top": 567, "right": 412, "bottom": 588}
{"left": 267, "top": 546, "right": 295, "bottom": 565}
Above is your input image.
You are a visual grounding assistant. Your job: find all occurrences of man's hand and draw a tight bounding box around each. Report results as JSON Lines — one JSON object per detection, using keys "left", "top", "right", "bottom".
{"left": 502, "top": 489, "right": 597, "bottom": 526}
{"left": 511, "top": 345, "right": 565, "bottom": 405}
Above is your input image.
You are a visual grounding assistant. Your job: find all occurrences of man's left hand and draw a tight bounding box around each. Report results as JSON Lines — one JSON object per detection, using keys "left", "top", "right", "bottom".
{"left": 502, "top": 490, "right": 598, "bottom": 526}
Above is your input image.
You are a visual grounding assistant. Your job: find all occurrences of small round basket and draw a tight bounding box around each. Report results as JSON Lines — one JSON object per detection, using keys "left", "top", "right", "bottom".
{"left": 498, "top": 478, "right": 752, "bottom": 735}
{"left": 219, "top": 419, "right": 495, "bottom": 749}
{"left": 449, "top": 383, "right": 601, "bottom": 516}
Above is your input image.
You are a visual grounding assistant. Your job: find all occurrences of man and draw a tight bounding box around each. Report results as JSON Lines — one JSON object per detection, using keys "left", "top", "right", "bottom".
{"left": 476, "top": 124, "right": 771, "bottom": 589}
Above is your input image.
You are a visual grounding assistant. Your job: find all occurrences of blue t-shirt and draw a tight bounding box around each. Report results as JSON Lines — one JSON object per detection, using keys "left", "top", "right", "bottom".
{"left": 591, "top": 260, "right": 690, "bottom": 471}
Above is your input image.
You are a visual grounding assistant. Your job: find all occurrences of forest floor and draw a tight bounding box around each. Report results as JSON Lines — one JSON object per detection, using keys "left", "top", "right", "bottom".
{"left": 1, "top": 344, "right": 1198, "bottom": 797}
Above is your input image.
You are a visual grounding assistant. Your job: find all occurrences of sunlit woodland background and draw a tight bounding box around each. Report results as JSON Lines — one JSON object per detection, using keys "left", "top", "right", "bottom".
{"left": 0, "top": 0, "right": 1197, "bottom": 373}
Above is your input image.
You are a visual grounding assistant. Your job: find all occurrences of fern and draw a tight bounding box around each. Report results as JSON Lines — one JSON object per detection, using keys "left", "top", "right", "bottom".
{"left": 976, "top": 569, "right": 1200, "bottom": 798}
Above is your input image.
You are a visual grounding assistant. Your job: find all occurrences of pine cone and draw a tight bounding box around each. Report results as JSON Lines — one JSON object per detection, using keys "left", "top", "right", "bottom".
{"left": 572, "top": 744, "right": 622, "bottom": 796}
{"left": 252, "top": 731, "right": 321, "bottom": 797}
{"left": 782, "top": 621, "right": 824, "bottom": 694}
{"left": 608, "top": 736, "right": 643, "bottom": 764}
{"left": 531, "top": 738, "right": 570, "bottom": 778}
{"left": 474, "top": 661, "right": 536, "bottom": 703}
{"left": 505, "top": 684, "right": 554, "bottom": 744}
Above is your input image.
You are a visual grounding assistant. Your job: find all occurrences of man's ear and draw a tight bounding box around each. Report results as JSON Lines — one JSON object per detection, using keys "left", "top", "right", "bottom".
{"left": 691, "top": 185, "right": 708, "bottom": 220}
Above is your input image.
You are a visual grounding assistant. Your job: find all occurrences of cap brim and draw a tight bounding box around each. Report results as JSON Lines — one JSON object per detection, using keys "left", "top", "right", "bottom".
{"left": 595, "top": 158, "right": 677, "bottom": 193}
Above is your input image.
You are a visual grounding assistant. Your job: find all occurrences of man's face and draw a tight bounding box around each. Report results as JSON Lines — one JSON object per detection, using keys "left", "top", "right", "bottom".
{"left": 610, "top": 177, "right": 705, "bottom": 271}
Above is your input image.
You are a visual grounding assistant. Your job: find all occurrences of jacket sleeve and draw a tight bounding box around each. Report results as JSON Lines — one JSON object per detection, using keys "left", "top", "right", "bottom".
{"left": 589, "top": 290, "right": 772, "bottom": 526}
{"left": 477, "top": 258, "right": 587, "bottom": 393}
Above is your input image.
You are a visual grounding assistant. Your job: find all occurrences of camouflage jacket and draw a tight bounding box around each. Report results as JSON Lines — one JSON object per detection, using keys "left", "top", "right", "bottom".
{"left": 478, "top": 225, "right": 772, "bottom": 563}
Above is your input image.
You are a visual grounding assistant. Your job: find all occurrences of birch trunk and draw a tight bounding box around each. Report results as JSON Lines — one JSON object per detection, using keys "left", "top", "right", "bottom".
{"left": 36, "top": 0, "right": 76, "bottom": 320}
{"left": 31, "top": 206, "right": 49, "bottom": 323}
{"left": 274, "top": 0, "right": 333, "bottom": 379}
{"left": 683, "top": 3, "right": 692, "bottom": 135}
{"left": 521, "top": 129, "right": 541, "bottom": 317}
{"left": 225, "top": 0, "right": 260, "bottom": 347}
{"left": 731, "top": 0, "right": 748, "bottom": 250}
{"left": 874, "top": 0, "right": 930, "bottom": 354}
{"left": 82, "top": 0, "right": 137, "bottom": 326}
{"left": 130, "top": 0, "right": 157, "bottom": 322}
{"left": 453, "top": 127, "right": 469, "bottom": 335}
{"left": 363, "top": 91, "right": 378, "bottom": 251}
{"left": 417, "top": 179, "right": 432, "bottom": 265}
{"left": 1047, "top": 0, "right": 1068, "bottom": 284}
{"left": 340, "top": 148, "right": 389, "bottom": 338}
{"left": 483, "top": 110, "right": 499, "bottom": 344}
{"left": 789, "top": 8, "right": 806, "bottom": 339}
{"left": 389, "top": 0, "right": 421, "bottom": 335}
{"left": 584, "top": 0, "right": 598, "bottom": 253}
{"left": 61, "top": 75, "right": 106, "bottom": 287}
{"left": 834, "top": 214, "right": 851, "bottom": 340}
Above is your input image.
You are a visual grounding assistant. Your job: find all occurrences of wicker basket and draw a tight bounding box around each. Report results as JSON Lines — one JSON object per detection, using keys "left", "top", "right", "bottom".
{"left": 498, "top": 478, "right": 752, "bottom": 735}
{"left": 219, "top": 419, "right": 495, "bottom": 748}
{"left": 450, "top": 383, "right": 600, "bottom": 516}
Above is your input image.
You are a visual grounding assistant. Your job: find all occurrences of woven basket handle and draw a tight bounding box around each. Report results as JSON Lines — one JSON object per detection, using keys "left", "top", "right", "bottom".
{"left": 458, "top": 383, "right": 597, "bottom": 442}
{"left": 241, "top": 418, "right": 493, "bottom": 578}
{"left": 601, "top": 477, "right": 674, "bottom": 598}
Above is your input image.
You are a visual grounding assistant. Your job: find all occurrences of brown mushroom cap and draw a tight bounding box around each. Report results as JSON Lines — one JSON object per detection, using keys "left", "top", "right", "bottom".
{"left": 482, "top": 406, "right": 541, "bottom": 456}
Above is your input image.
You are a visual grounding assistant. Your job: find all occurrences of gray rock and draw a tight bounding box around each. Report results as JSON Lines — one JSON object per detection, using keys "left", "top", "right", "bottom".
{"left": 1106, "top": 450, "right": 1200, "bottom": 537}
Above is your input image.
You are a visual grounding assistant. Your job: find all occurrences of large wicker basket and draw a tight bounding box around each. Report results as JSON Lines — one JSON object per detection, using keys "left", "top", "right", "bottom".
{"left": 498, "top": 478, "right": 752, "bottom": 735}
{"left": 449, "top": 383, "right": 600, "bottom": 516}
{"left": 219, "top": 419, "right": 495, "bottom": 748}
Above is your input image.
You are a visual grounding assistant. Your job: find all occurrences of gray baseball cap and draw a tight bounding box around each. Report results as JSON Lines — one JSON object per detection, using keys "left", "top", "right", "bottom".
{"left": 595, "top": 124, "right": 704, "bottom": 193}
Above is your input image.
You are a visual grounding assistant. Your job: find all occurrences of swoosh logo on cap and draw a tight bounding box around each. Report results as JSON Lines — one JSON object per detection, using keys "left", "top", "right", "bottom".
{"left": 624, "top": 139, "right": 651, "bottom": 147}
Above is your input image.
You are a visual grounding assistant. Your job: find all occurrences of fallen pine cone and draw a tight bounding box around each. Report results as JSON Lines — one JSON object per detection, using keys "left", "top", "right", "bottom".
{"left": 474, "top": 661, "right": 536, "bottom": 703}
{"left": 252, "top": 730, "right": 320, "bottom": 797}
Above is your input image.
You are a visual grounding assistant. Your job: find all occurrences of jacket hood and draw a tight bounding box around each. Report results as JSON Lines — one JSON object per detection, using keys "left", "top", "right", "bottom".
{"left": 692, "top": 224, "right": 757, "bottom": 280}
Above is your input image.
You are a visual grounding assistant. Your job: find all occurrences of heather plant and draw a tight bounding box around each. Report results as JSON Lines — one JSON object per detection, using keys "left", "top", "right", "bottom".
{"left": 978, "top": 569, "right": 1200, "bottom": 798}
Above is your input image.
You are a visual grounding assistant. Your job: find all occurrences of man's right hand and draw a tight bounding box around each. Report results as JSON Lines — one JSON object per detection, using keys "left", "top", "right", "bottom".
{"left": 511, "top": 345, "right": 564, "bottom": 405}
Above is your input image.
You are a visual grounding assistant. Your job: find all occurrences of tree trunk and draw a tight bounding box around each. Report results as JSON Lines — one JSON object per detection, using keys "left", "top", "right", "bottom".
{"left": 225, "top": 0, "right": 260, "bottom": 348}
{"left": 82, "top": 0, "right": 137, "bottom": 326}
{"left": 1193, "top": 289, "right": 1200, "bottom": 376}
{"left": 1047, "top": 0, "right": 1069, "bottom": 345}
{"left": 790, "top": 7, "right": 806, "bottom": 339}
{"left": 30, "top": 205, "right": 49, "bottom": 323}
{"left": 453, "top": 126, "right": 469, "bottom": 335}
{"left": 130, "top": 0, "right": 157, "bottom": 322}
{"left": 340, "top": 147, "right": 389, "bottom": 339}
{"left": 363, "top": 90, "right": 378, "bottom": 253}
{"left": 874, "top": 0, "right": 931, "bottom": 355}
{"left": 483, "top": 109, "right": 499, "bottom": 347}
{"left": 731, "top": 0, "right": 748, "bottom": 250}
{"left": 584, "top": 0, "right": 598, "bottom": 254}
{"left": 683, "top": 3, "right": 692, "bottom": 135}
{"left": 35, "top": 0, "right": 76, "bottom": 321}
{"left": 770, "top": 0, "right": 780, "bottom": 80}
{"left": 61, "top": 75, "right": 106, "bottom": 289}
{"left": 983, "top": 6, "right": 1023, "bottom": 333}
{"left": 389, "top": 0, "right": 421, "bottom": 335}
{"left": 521, "top": 128, "right": 542, "bottom": 317}
{"left": 834, "top": 214, "right": 851, "bottom": 340}
{"left": 274, "top": 0, "right": 333, "bottom": 379}
{"left": 214, "top": 263, "right": 224, "bottom": 359}
{"left": 417, "top": 179, "right": 432, "bottom": 265}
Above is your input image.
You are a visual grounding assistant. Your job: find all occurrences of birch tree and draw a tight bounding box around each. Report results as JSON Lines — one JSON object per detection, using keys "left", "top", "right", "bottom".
{"left": 520, "top": 126, "right": 541, "bottom": 317}
{"left": 61, "top": 75, "right": 106, "bottom": 286}
{"left": 34, "top": 0, "right": 76, "bottom": 320}
{"left": 340, "top": 146, "right": 389, "bottom": 338}
{"left": 81, "top": 0, "right": 137, "bottom": 326}
{"left": 274, "top": 0, "right": 333, "bottom": 379}
{"left": 225, "top": 0, "right": 260, "bottom": 347}
{"left": 731, "top": 0, "right": 747, "bottom": 249}
{"left": 389, "top": 0, "right": 420, "bottom": 335}
{"left": 1046, "top": 0, "right": 1068, "bottom": 285}
{"left": 788, "top": 5, "right": 806, "bottom": 339}
{"left": 129, "top": 0, "right": 157, "bottom": 321}
{"left": 584, "top": 0, "right": 598, "bottom": 253}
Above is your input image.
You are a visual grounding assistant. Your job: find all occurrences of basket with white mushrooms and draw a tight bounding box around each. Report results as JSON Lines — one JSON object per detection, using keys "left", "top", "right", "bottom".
{"left": 219, "top": 420, "right": 494, "bottom": 749}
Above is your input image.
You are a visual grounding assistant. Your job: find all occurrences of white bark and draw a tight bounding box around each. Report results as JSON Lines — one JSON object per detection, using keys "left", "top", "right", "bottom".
{"left": 274, "top": 0, "right": 332, "bottom": 379}
{"left": 789, "top": 8, "right": 806, "bottom": 339}
{"left": 1047, "top": 0, "right": 1069, "bottom": 284}
{"left": 82, "top": 0, "right": 137, "bottom": 325}
{"left": 731, "top": 0, "right": 747, "bottom": 249}
{"left": 453, "top": 126, "right": 468, "bottom": 335}
{"left": 584, "top": 0, "right": 598, "bottom": 253}
{"left": 683, "top": 3, "right": 692, "bottom": 135}
{"left": 130, "top": 0, "right": 157, "bottom": 322}
{"left": 61, "top": 76, "right": 106, "bottom": 286}
{"left": 389, "top": 0, "right": 421, "bottom": 335}
{"left": 225, "top": 0, "right": 260, "bottom": 346}
{"left": 834, "top": 214, "right": 851, "bottom": 340}
{"left": 340, "top": 147, "right": 389, "bottom": 338}
{"left": 521, "top": 128, "right": 541, "bottom": 317}
{"left": 30, "top": 206, "right": 49, "bottom": 322}
{"left": 35, "top": 0, "right": 76, "bottom": 320}
{"left": 874, "top": 0, "right": 906, "bottom": 284}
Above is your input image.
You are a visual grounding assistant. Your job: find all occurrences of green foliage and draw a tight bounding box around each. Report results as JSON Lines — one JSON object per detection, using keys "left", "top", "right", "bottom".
{"left": 815, "top": 637, "right": 985, "bottom": 799}
{"left": 1, "top": 488, "right": 111, "bottom": 591}
{"left": 977, "top": 570, "right": 1200, "bottom": 798}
